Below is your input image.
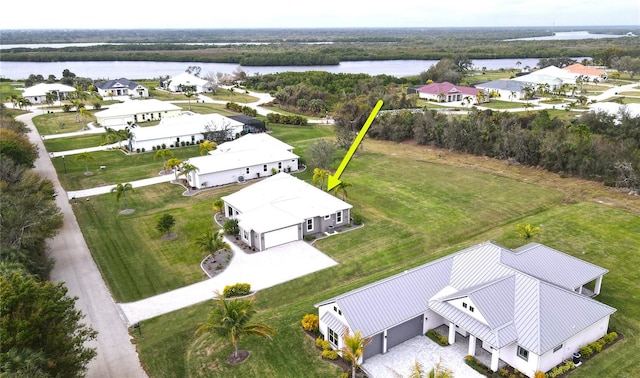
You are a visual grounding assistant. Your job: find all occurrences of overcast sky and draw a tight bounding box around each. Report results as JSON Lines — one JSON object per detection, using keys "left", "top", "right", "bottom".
{"left": 2, "top": 0, "right": 638, "bottom": 29}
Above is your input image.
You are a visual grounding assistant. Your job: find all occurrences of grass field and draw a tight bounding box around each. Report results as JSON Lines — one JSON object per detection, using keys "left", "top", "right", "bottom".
{"left": 43, "top": 134, "right": 105, "bottom": 152}
{"left": 32, "top": 111, "right": 97, "bottom": 135}
{"left": 40, "top": 100, "right": 637, "bottom": 378}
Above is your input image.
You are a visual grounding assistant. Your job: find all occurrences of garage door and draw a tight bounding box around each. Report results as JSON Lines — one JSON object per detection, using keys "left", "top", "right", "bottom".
{"left": 387, "top": 315, "right": 423, "bottom": 350}
{"left": 263, "top": 225, "right": 298, "bottom": 249}
{"left": 363, "top": 332, "right": 384, "bottom": 361}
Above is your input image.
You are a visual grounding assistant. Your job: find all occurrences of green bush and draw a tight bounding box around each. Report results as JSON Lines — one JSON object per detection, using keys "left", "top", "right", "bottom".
{"left": 223, "top": 219, "right": 239, "bottom": 235}
{"left": 499, "top": 368, "right": 509, "bottom": 377}
{"left": 351, "top": 212, "right": 364, "bottom": 225}
{"left": 222, "top": 282, "right": 251, "bottom": 298}
{"left": 426, "top": 329, "right": 449, "bottom": 346}
{"left": 321, "top": 349, "right": 338, "bottom": 360}
{"left": 579, "top": 344, "right": 593, "bottom": 359}
{"left": 464, "top": 355, "right": 491, "bottom": 375}
{"left": 604, "top": 332, "right": 618, "bottom": 344}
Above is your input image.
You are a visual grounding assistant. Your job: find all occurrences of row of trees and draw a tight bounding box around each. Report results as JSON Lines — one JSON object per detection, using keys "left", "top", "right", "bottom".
{"left": 368, "top": 108, "right": 640, "bottom": 190}
{"left": 1, "top": 106, "right": 97, "bottom": 377}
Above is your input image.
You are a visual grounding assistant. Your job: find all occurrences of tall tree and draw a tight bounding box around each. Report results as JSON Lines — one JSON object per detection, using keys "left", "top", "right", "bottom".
{"left": 111, "top": 183, "right": 134, "bottom": 211}
{"left": 312, "top": 168, "right": 330, "bottom": 190}
{"left": 195, "top": 294, "right": 275, "bottom": 362}
{"left": 156, "top": 213, "right": 176, "bottom": 237}
{"left": 341, "top": 330, "right": 370, "bottom": 378}
{"left": 332, "top": 180, "right": 352, "bottom": 200}
{"left": 166, "top": 157, "right": 183, "bottom": 180}
{"left": 199, "top": 140, "right": 217, "bottom": 155}
{"left": 0, "top": 272, "right": 97, "bottom": 377}
{"left": 75, "top": 151, "right": 95, "bottom": 175}
{"left": 180, "top": 162, "right": 199, "bottom": 191}
{"left": 154, "top": 148, "right": 174, "bottom": 174}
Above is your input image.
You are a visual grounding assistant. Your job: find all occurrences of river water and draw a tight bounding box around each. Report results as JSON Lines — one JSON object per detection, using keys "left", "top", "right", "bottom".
{"left": 0, "top": 58, "right": 555, "bottom": 81}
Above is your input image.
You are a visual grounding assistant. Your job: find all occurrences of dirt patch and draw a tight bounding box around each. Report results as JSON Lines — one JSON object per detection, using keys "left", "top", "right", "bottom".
{"left": 227, "top": 350, "right": 250, "bottom": 365}
{"left": 118, "top": 208, "right": 135, "bottom": 215}
{"left": 162, "top": 233, "right": 177, "bottom": 240}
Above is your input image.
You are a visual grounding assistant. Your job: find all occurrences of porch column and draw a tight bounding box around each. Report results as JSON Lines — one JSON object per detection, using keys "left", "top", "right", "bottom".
{"left": 578, "top": 286, "right": 583, "bottom": 295}
{"left": 382, "top": 329, "right": 388, "bottom": 353}
{"left": 595, "top": 276, "right": 603, "bottom": 295}
{"left": 491, "top": 348, "right": 500, "bottom": 372}
{"left": 448, "top": 322, "right": 456, "bottom": 345}
{"left": 468, "top": 335, "right": 477, "bottom": 356}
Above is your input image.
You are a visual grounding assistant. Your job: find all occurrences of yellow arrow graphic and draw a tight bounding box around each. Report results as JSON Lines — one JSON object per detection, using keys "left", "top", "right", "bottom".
{"left": 327, "top": 100, "right": 383, "bottom": 192}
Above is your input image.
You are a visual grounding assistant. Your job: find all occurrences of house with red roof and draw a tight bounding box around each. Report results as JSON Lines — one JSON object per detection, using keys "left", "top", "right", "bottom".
{"left": 417, "top": 82, "right": 483, "bottom": 103}
{"left": 563, "top": 64, "right": 607, "bottom": 81}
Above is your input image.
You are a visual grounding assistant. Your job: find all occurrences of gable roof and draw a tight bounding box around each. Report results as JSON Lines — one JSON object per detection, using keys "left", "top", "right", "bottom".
{"left": 131, "top": 112, "right": 243, "bottom": 142}
{"left": 95, "top": 78, "right": 143, "bottom": 91}
{"left": 512, "top": 66, "right": 577, "bottom": 85}
{"left": 474, "top": 80, "right": 531, "bottom": 92}
{"left": 94, "top": 99, "right": 182, "bottom": 118}
{"left": 317, "top": 241, "right": 615, "bottom": 355}
{"left": 166, "top": 72, "right": 209, "bottom": 88}
{"left": 223, "top": 173, "right": 352, "bottom": 232}
{"left": 417, "top": 82, "right": 480, "bottom": 96}
{"left": 22, "top": 83, "right": 75, "bottom": 97}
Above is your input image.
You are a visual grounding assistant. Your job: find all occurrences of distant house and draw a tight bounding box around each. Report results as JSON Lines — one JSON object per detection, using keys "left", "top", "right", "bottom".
{"left": 589, "top": 102, "right": 640, "bottom": 123}
{"left": 185, "top": 133, "right": 299, "bottom": 189}
{"left": 417, "top": 82, "right": 482, "bottom": 103}
{"left": 162, "top": 72, "right": 214, "bottom": 93}
{"left": 222, "top": 173, "right": 352, "bottom": 251}
{"left": 129, "top": 112, "right": 244, "bottom": 151}
{"left": 21, "top": 83, "right": 75, "bottom": 104}
{"left": 563, "top": 63, "right": 607, "bottom": 81}
{"left": 94, "top": 99, "right": 183, "bottom": 128}
{"left": 316, "top": 241, "right": 614, "bottom": 378}
{"left": 227, "top": 114, "right": 266, "bottom": 133}
{"left": 474, "top": 80, "right": 531, "bottom": 101}
{"left": 94, "top": 78, "right": 149, "bottom": 98}
{"left": 512, "top": 66, "right": 577, "bottom": 89}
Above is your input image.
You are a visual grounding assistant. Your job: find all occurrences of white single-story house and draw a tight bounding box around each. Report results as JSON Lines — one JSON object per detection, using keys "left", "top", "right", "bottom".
{"left": 162, "top": 72, "right": 214, "bottom": 93}
{"left": 589, "top": 102, "right": 640, "bottom": 122}
{"left": 185, "top": 133, "right": 299, "bottom": 188}
{"left": 94, "top": 78, "right": 149, "bottom": 98}
{"left": 474, "top": 80, "right": 532, "bottom": 101}
{"left": 129, "top": 112, "right": 244, "bottom": 151}
{"left": 316, "top": 241, "right": 615, "bottom": 378}
{"left": 94, "top": 99, "right": 183, "bottom": 128}
{"left": 417, "top": 82, "right": 483, "bottom": 103}
{"left": 513, "top": 66, "right": 577, "bottom": 89}
{"left": 222, "top": 173, "right": 352, "bottom": 251}
{"left": 21, "top": 83, "right": 76, "bottom": 104}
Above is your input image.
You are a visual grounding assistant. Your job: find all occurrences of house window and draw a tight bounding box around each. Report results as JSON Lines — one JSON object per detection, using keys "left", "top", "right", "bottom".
{"left": 246, "top": 167, "right": 250, "bottom": 174}
{"left": 517, "top": 346, "right": 529, "bottom": 361}
{"left": 278, "top": 162, "right": 282, "bottom": 170}
{"left": 306, "top": 219, "right": 314, "bottom": 232}
{"left": 328, "top": 328, "right": 339, "bottom": 347}
{"left": 469, "top": 306, "right": 475, "bottom": 312}
{"left": 243, "top": 230, "right": 249, "bottom": 241}
{"left": 553, "top": 344, "right": 563, "bottom": 353}
{"left": 263, "top": 164, "right": 267, "bottom": 172}
{"left": 324, "top": 215, "right": 331, "bottom": 220}
{"left": 336, "top": 211, "right": 343, "bottom": 223}
{"left": 462, "top": 302, "right": 468, "bottom": 309}
{"left": 227, "top": 206, "right": 233, "bottom": 217}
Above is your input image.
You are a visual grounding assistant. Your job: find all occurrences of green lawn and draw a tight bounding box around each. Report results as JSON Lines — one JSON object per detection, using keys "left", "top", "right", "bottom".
{"left": 32, "top": 111, "right": 98, "bottom": 135}
{"left": 481, "top": 100, "right": 528, "bottom": 109}
{"left": 43, "top": 134, "right": 106, "bottom": 152}
{"left": 59, "top": 120, "right": 639, "bottom": 377}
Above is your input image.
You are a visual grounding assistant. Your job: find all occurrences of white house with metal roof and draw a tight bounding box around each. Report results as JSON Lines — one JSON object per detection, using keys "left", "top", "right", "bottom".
{"left": 129, "top": 112, "right": 244, "bottom": 151}
{"left": 221, "top": 172, "right": 352, "bottom": 251}
{"left": 94, "top": 78, "right": 149, "bottom": 98}
{"left": 316, "top": 241, "right": 614, "bottom": 378}
{"left": 94, "top": 99, "right": 183, "bottom": 128}
{"left": 162, "top": 72, "right": 214, "bottom": 93}
{"left": 474, "top": 80, "right": 532, "bottom": 101}
{"left": 185, "top": 133, "right": 299, "bottom": 189}
{"left": 21, "top": 83, "right": 76, "bottom": 104}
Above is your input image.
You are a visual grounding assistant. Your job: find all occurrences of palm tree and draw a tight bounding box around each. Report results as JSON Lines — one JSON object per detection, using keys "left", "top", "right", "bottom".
{"left": 75, "top": 151, "right": 96, "bottom": 175}
{"left": 111, "top": 183, "right": 134, "bottom": 211}
{"left": 79, "top": 107, "right": 91, "bottom": 130}
{"left": 194, "top": 229, "right": 229, "bottom": 257}
{"left": 154, "top": 148, "right": 174, "bottom": 174}
{"left": 517, "top": 223, "right": 540, "bottom": 241}
{"left": 166, "top": 158, "right": 183, "bottom": 180}
{"left": 195, "top": 293, "right": 276, "bottom": 360}
{"left": 341, "top": 330, "right": 370, "bottom": 378}
{"left": 312, "top": 168, "right": 329, "bottom": 190}
{"left": 332, "top": 181, "right": 352, "bottom": 201}
{"left": 184, "top": 89, "right": 195, "bottom": 111}
{"left": 199, "top": 140, "right": 218, "bottom": 155}
{"left": 180, "top": 162, "right": 199, "bottom": 191}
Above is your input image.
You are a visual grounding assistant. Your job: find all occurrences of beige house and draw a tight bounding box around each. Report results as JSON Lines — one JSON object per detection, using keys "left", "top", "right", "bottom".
{"left": 94, "top": 99, "right": 183, "bottom": 128}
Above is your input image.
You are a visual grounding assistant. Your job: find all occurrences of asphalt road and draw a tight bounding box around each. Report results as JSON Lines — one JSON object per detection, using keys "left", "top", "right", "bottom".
{"left": 19, "top": 111, "right": 147, "bottom": 378}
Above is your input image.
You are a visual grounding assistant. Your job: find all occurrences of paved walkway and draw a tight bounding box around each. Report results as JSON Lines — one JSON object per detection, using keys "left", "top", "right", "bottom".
{"left": 119, "top": 240, "right": 338, "bottom": 325}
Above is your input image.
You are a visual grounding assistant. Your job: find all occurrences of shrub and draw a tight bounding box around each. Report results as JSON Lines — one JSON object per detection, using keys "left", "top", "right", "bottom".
{"left": 321, "top": 349, "right": 338, "bottom": 360}
{"left": 222, "top": 282, "right": 251, "bottom": 298}
{"left": 464, "top": 355, "right": 491, "bottom": 375}
{"left": 315, "top": 336, "right": 330, "bottom": 350}
{"left": 161, "top": 143, "right": 166, "bottom": 149}
{"left": 301, "top": 314, "right": 319, "bottom": 332}
{"left": 303, "top": 235, "right": 316, "bottom": 242}
{"left": 141, "top": 147, "right": 145, "bottom": 152}
{"left": 223, "top": 219, "right": 239, "bottom": 235}
{"left": 604, "top": 331, "right": 618, "bottom": 344}
{"left": 426, "top": 329, "right": 449, "bottom": 346}
{"left": 579, "top": 344, "right": 593, "bottom": 358}
{"left": 136, "top": 148, "right": 141, "bottom": 153}
{"left": 534, "top": 371, "right": 545, "bottom": 378}
{"left": 351, "top": 212, "right": 364, "bottom": 225}
{"left": 499, "top": 368, "right": 509, "bottom": 377}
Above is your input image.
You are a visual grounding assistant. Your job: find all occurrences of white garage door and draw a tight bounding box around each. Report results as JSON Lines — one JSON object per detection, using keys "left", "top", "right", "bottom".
{"left": 263, "top": 225, "right": 298, "bottom": 249}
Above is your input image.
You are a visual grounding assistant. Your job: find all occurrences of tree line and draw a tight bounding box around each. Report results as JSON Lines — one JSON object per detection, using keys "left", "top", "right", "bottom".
{"left": 0, "top": 106, "right": 97, "bottom": 377}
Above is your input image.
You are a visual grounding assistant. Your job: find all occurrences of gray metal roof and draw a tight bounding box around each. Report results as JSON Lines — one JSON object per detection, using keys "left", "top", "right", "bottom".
{"left": 503, "top": 243, "right": 608, "bottom": 290}
{"left": 95, "top": 78, "right": 141, "bottom": 91}
{"left": 321, "top": 312, "right": 347, "bottom": 335}
{"left": 475, "top": 80, "right": 531, "bottom": 91}
{"left": 316, "top": 241, "right": 615, "bottom": 354}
